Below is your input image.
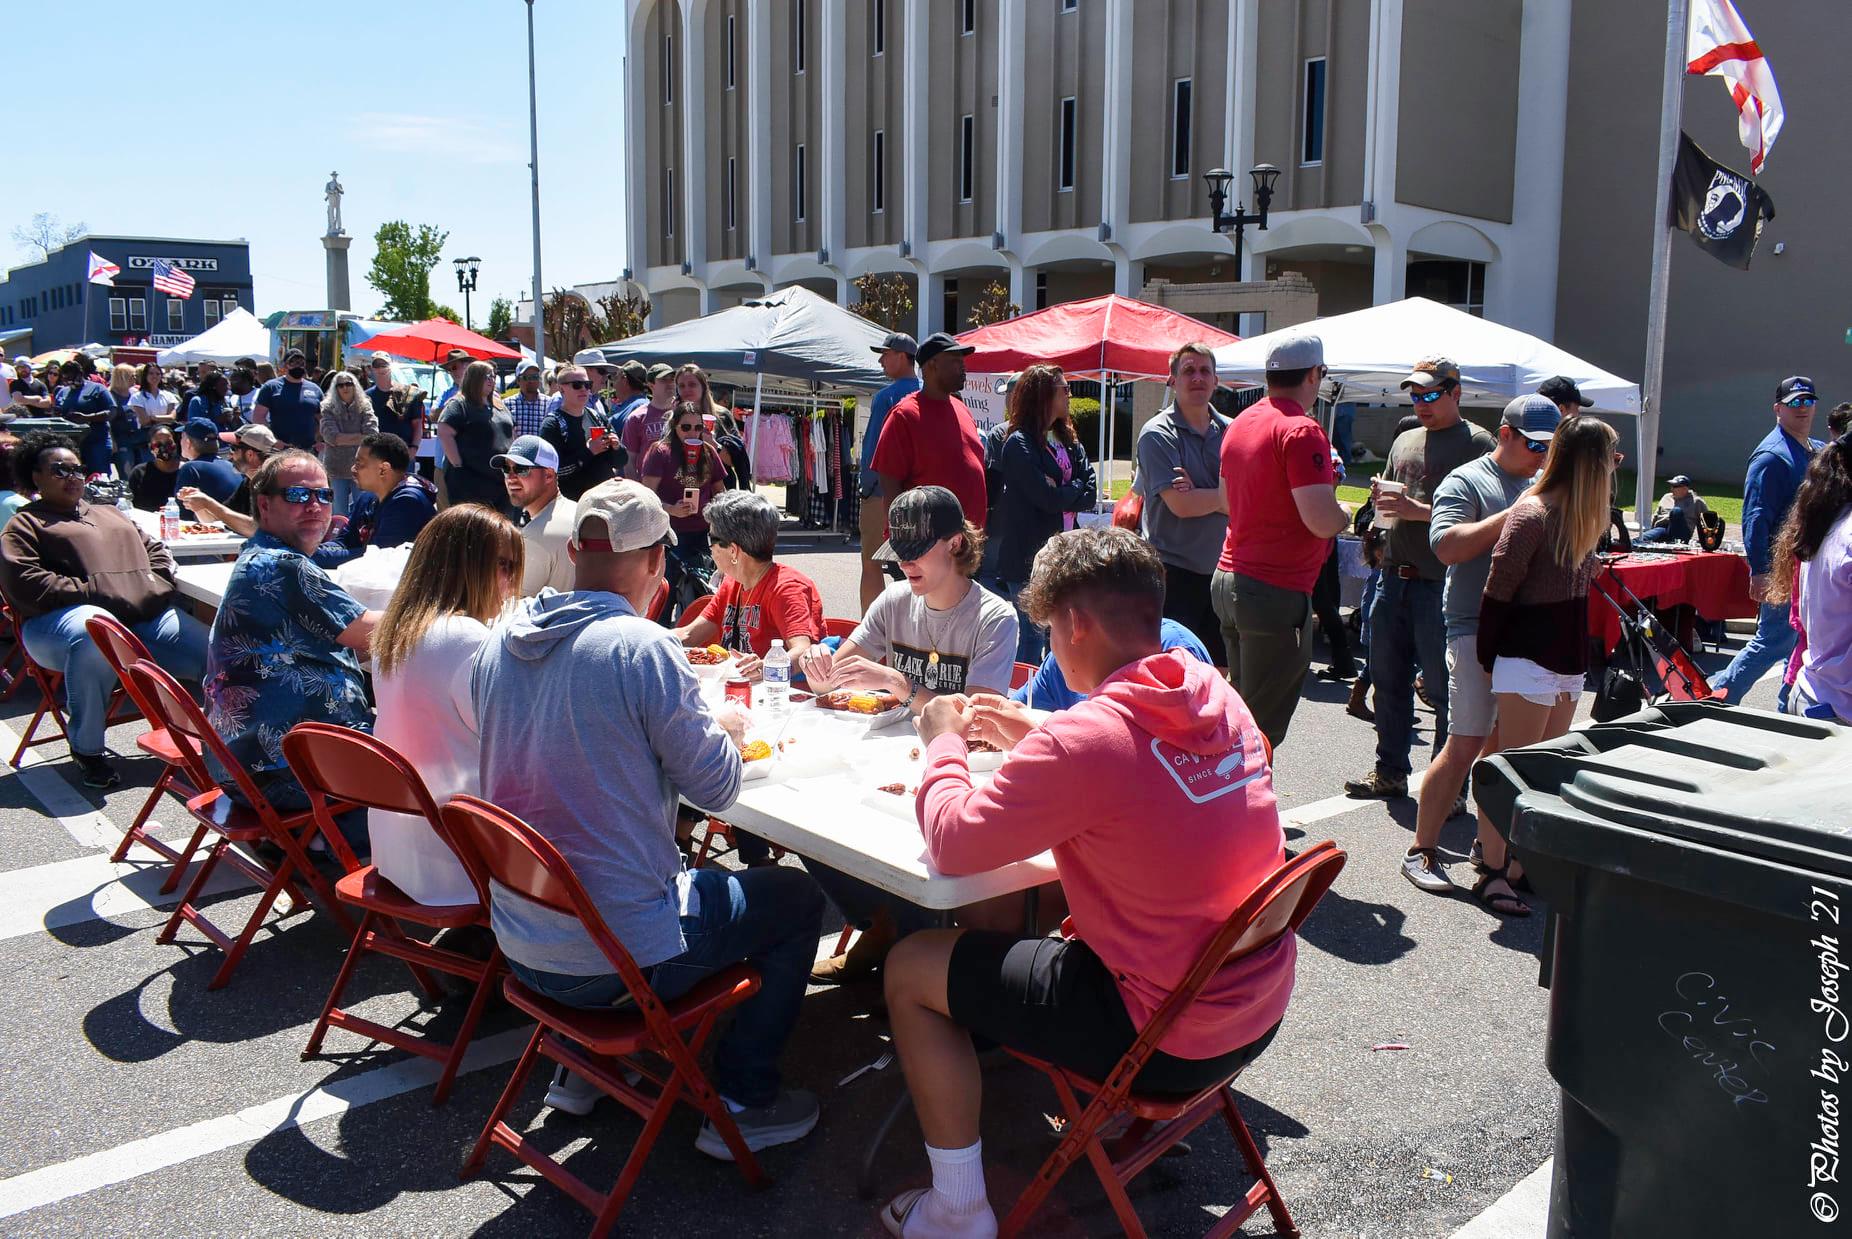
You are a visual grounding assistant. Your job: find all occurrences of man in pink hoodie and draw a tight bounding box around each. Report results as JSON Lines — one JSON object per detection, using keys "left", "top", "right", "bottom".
{"left": 878, "top": 527, "right": 1296, "bottom": 1239}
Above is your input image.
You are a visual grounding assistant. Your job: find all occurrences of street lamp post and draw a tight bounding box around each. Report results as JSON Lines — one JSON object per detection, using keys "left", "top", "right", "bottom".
{"left": 1205, "top": 164, "right": 1282, "bottom": 276}
{"left": 452, "top": 255, "right": 482, "bottom": 330}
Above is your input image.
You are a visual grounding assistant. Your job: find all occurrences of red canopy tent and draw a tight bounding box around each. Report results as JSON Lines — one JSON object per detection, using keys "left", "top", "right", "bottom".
{"left": 350, "top": 318, "right": 522, "bottom": 364}
{"left": 955, "top": 293, "right": 1239, "bottom": 494}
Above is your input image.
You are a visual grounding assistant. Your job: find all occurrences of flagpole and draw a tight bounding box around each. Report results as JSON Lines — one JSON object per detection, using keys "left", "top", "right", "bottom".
{"left": 1636, "top": 0, "right": 1689, "bottom": 526}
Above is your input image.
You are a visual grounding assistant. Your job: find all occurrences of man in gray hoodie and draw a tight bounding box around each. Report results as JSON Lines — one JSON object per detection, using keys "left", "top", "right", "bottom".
{"left": 472, "top": 478, "right": 825, "bottom": 1158}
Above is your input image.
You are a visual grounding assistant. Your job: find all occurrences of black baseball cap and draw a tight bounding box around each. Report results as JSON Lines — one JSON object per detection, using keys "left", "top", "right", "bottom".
{"left": 1537, "top": 375, "right": 1592, "bottom": 408}
{"left": 1669, "top": 474, "right": 1693, "bottom": 488}
{"left": 914, "top": 332, "right": 974, "bottom": 367}
{"left": 872, "top": 331, "right": 918, "bottom": 358}
{"left": 874, "top": 485, "right": 967, "bottom": 563}
{"left": 282, "top": 347, "right": 307, "bottom": 364}
{"left": 1777, "top": 376, "right": 1817, "bottom": 405}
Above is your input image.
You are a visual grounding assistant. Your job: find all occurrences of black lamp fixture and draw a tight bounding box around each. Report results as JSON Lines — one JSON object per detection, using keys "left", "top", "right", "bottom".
{"left": 1205, "top": 163, "right": 1280, "bottom": 274}
{"left": 451, "top": 255, "right": 482, "bottom": 330}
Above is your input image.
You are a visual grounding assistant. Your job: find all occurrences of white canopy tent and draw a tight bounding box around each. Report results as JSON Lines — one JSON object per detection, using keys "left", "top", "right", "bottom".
{"left": 155, "top": 308, "right": 275, "bottom": 367}
{"left": 1212, "top": 297, "right": 1640, "bottom": 415}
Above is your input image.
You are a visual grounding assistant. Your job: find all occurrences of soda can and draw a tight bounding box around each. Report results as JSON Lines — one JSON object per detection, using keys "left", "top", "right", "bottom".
{"left": 724, "top": 676, "right": 752, "bottom": 709}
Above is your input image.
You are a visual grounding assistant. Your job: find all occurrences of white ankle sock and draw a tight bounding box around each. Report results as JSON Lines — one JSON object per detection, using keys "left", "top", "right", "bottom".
{"left": 925, "top": 1141, "right": 988, "bottom": 1215}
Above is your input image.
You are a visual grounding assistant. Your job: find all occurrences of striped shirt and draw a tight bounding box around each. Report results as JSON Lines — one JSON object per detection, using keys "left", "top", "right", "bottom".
{"left": 505, "top": 393, "right": 549, "bottom": 439}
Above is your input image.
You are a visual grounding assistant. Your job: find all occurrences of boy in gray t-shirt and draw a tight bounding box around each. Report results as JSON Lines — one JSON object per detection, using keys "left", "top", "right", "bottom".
{"left": 851, "top": 578, "right": 1019, "bottom": 697}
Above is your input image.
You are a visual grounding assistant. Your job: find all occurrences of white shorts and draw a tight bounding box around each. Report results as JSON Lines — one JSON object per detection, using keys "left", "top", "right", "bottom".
{"left": 1492, "top": 656, "right": 1584, "bottom": 707}
{"left": 1446, "top": 635, "right": 1496, "bottom": 738}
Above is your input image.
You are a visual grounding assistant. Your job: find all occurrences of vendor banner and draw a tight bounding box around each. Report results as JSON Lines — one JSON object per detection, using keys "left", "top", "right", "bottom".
{"left": 961, "top": 373, "right": 1011, "bottom": 432}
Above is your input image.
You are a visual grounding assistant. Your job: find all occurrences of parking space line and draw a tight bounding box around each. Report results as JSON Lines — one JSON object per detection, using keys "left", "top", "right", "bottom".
{"left": 0, "top": 719, "right": 123, "bottom": 851}
{"left": 0, "top": 1026, "right": 532, "bottom": 1221}
{"left": 0, "top": 847, "right": 254, "bottom": 944}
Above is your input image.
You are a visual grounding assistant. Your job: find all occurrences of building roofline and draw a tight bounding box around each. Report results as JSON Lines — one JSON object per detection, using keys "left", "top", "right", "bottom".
{"left": 2, "top": 235, "right": 253, "bottom": 282}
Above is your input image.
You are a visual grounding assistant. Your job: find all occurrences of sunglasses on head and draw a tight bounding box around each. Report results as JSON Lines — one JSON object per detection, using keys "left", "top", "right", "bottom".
{"left": 1411, "top": 388, "right": 1449, "bottom": 405}
{"left": 46, "top": 461, "right": 85, "bottom": 479}
{"left": 562, "top": 379, "right": 592, "bottom": 390}
{"left": 270, "top": 485, "right": 334, "bottom": 506}
{"left": 497, "top": 461, "right": 536, "bottom": 476}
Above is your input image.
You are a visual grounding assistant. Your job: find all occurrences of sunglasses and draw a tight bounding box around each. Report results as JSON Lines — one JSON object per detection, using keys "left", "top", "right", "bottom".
{"left": 1523, "top": 438, "right": 1549, "bottom": 454}
{"left": 46, "top": 461, "right": 85, "bottom": 479}
{"left": 1410, "top": 388, "right": 1449, "bottom": 405}
{"left": 562, "top": 380, "right": 592, "bottom": 390}
{"left": 270, "top": 485, "right": 334, "bottom": 506}
{"left": 497, "top": 461, "right": 536, "bottom": 476}
{"left": 676, "top": 422, "right": 703, "bottom": 433}
{"left": 1785, "top": 397, "right": 1818, "bottom": 408}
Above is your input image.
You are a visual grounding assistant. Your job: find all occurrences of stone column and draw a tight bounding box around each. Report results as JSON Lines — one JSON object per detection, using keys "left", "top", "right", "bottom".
{"left": 323, "top": 234, "right": 352, "bottom": 311}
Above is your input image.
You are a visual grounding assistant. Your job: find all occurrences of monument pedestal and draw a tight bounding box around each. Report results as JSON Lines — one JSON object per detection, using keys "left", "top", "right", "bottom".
{"left": 322, "top": 234, "right": 352, "bottom": 312}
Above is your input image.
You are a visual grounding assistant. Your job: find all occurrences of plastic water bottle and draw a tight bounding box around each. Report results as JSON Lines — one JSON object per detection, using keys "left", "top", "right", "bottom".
{"left": 160, "top": 497, "right": 180, "bottom": 541}
{"left": 116, "top": 491, "right": 133, "bottom": 518}
{"left": 762, "top": 639, "right": 791, "bottom": 717}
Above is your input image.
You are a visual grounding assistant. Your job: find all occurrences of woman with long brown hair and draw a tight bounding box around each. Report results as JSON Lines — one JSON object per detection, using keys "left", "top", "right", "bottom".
{"left": 986, "top": 364, "right": 1096, "bottom": 660}
{"left": 1471, "top": 414, "right": 1618, "bottom": 915}
{"left": 369, "top": 504, "right": 525, "bottom": 905}
{"left": 639, "top": 399, "right": 729, "bottom": 561}
{"left": 1769, "top": 431, "right": 1852, "bottom": 721}
{"left": 435, "top": 360, "right": 515, "bottom": 514}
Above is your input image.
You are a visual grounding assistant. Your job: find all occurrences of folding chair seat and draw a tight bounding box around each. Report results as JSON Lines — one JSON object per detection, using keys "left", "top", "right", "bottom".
{"left": 84, "top": 615, "right": 208, "bottom": 891}
{"left": 282, "top": 722, "right": 506, "bottom": 1106}
{"left": 997, "top": 841, "right": 1347, "bottom": 1239}
{"left": 3, "top": 601, "right": 138, "bottom": 768}
{"left": 125, "top": 660, "right": 358, "bottom": 990}
{"left": 0, "top": 605, "right": 25, "bottom": 701}
{"left": 441, "top": 794, "right": 770, "bottom": 1237}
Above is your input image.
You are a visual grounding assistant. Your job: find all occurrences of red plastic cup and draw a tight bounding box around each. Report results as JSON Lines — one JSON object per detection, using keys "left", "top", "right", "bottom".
{"left": 589, "top": 426, "right": 606, "bottom": 443}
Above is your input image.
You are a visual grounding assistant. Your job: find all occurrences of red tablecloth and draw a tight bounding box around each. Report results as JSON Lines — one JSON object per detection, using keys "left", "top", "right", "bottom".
{"left": 1589, "top": 552, "right": 1755, "bottom": 652}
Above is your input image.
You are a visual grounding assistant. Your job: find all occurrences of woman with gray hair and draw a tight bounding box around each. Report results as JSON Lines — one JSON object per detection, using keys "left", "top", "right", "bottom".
{"left": 672, "top": 488, "right": 824, "bottom": 680}
{"left": 318, "top": 370, "right": 379, "bottom": 517}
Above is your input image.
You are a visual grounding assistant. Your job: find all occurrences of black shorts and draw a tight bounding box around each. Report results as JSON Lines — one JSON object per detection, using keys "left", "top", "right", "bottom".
{"left": 944, "top": 931, "right": 1280, "bottom": 1097}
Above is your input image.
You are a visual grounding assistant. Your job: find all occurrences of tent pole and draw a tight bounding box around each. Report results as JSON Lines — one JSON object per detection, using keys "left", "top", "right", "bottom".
{"left": 1100, "top": 375, "right": 1113, "bottom": 507}
{"left": 747, "top": 371, "right": 765, "bottom": 489}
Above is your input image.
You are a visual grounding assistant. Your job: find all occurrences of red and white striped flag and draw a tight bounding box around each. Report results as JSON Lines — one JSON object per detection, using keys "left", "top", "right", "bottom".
{"left": 85, "top": 251, "right": 119, "bottom": 285}
{"left": 1687, "top": 0, "right": 1783, "bottom": 174}
{"left": 151, "top": 258, "right": 196, "bottom": 298}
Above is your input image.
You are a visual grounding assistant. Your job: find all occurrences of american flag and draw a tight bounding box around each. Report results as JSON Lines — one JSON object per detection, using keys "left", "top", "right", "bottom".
{"left": 151, "top": 259, "right": 196, "bottom": 298}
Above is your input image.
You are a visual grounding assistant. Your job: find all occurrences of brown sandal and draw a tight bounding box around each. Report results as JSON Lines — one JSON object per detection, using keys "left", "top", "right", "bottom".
{"left": 1471, "top": 864, "right": 1531, "bottom": 917}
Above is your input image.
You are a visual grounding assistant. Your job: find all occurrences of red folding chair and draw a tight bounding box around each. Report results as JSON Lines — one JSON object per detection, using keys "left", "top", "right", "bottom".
{"left": 1010, "top": 661, "right": 1038, "bottom": 691}
{"left": 0, "top": 605, "right": 26, "bottom": 701}
{"left": 997, "top": 841, "right": 1347, "bottom": 1239}
{"left": 441, "top": 794, "right": 770, "bottom": 1235}
{"left": 3, "top": 601, "right": 138, "bottom": 768}
{"left": 282, "top": 723, "right": 507, "bottom": 1106}
{"left": 84, "top": 615, "right": 209, "bottom": 891}
{"left": 674, "top": 595, "right": 714, "bottom": 628}
{"left": 822, "top": 617, "right": 859, "bottom": 641}
{"left": 126, "top": 660, "right": 359, "bottom": 990}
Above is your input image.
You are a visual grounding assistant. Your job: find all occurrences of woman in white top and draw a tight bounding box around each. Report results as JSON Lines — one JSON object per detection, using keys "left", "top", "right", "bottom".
{"left": 122, "top": 362, "right": 179, "bottom": 476}
{"left": 369, "top": 504, "right": 525, "bottom": 905}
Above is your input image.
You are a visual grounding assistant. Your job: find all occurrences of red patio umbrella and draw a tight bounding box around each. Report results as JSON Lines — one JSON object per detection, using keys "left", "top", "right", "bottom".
{"left": 954, "top": 293, "right": 1239, "bottom": 379}
{"left": 350, "top": 318, "right": 522, "bottom": 364}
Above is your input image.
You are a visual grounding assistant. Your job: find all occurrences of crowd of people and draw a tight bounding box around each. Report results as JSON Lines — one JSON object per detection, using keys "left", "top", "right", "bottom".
{"left": 5, "top": 326, "right": 1852, "bottom": 1238}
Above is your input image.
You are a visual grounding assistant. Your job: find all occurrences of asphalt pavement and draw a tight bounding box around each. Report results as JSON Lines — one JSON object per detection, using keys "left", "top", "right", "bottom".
{"left": 0, "top": 538, "right": 1786, "bottom": 1237}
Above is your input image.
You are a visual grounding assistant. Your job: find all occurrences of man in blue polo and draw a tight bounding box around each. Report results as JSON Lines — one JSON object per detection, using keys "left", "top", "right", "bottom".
{"left": 858, "top": 332, "right": 920, "bottom": 611}
{"left": 251, "top": 347, "right": 325, "bottom": 452}
{"left": 1712, "top": 375, "right": 1825, "bottom": 706}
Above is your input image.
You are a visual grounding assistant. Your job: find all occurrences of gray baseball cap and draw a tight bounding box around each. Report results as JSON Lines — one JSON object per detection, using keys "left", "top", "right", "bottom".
{"left": 572, "top": 479, "right": 676, "bottom": 553}
{"left": 1265, "top": 334, "right": 1323, "bottom": 371}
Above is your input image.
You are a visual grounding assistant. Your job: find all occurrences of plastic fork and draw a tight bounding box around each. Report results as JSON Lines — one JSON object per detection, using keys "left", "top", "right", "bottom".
{"left": 837, "top": 1048, "right": 895, "bottom": 1087}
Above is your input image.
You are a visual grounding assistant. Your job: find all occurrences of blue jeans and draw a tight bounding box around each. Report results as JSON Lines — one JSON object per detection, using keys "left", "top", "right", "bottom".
{"left": 1711, "top": 599, "right": 1799, "bottom": 706}
{"left": 329, "top": 476, "right": 356, "bottom": 520}
{"left": 19, "top": 605, "right": 208, "bottom": 756}
{"left": 510, "top": 864, "right": 824, "bottom": 1109}
{"left": 982, "top": 574, "right": 1046, "bottom": 665}
{"left": 1367, "top": 572, "right": 1449, "bottom": 776}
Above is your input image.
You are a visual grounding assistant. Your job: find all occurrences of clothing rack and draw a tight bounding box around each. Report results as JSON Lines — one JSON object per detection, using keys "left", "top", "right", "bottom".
{"left": 737, "top": 384, "right": 858, "bottom": 534}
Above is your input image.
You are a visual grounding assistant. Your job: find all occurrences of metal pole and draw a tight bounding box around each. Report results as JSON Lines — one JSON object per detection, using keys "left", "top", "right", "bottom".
{"left": 1636, "top": 0, "right": 1688, "bottom": 526}
{"left": 526, "top": 0, "right": 548, "bottom": 369}
{"left": 748, "top": 371, "right": 765, "bottom": 485}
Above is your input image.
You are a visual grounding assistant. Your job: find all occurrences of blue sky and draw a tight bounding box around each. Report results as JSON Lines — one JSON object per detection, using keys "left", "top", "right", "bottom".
{"left": 5, "top": 0, "right": 629, "bottom": 323}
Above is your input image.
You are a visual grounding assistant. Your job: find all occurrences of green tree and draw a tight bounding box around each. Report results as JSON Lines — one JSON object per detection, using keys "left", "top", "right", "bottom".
{"left": 366, "top": 220, "right": 449, "bottom": 321}
{"left": 485, "top": 296, "right": 515, "bottom": 339}
{"left": 852, "top": 273, "right": 915, "bottom": 331}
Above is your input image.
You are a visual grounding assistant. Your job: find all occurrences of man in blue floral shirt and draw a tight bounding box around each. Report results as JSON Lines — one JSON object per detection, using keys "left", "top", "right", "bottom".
{"left": 204, "top": 450, "right": 380, "bottom": 841}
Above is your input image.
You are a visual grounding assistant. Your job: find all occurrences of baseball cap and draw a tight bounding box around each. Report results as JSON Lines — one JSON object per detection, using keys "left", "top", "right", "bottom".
{"left": 619, "top": 360, "right": 649, "bottom": 388}
{"left": 180, "top": 418, "right": 222, "bottom": 444}
{"left": 368, "top": 353, "right": 393, "bottom": 368}
{"left": 646, "top": 362, "right": 676, "bottom": 383}
{"left": 516, "top": 360, "right": 542, "bottom": 378}
{"left": 872, "top": 331, "right": 919, "bottom": 358}
{"left": 1777, "top": 376, "right": 1817, "bottom": 405}
{"left": 220, "top": 423, "right": 280, "bottom": 454}
{"left": 874, "top": 485, "right": 967, "bottom": 563}
{"left": 1669, "top": 474, "right": 1694, "bottom": 488}
{"left": 282, "top": 347, "right": 307, "bottom": 364}
{"left": 492, "top": 434, "right": 560, "bottom": 472}
{"left": 10, "top": 355, "right": 29, "bottom": 367}
{"left": 572, "top": 479, "right": 676, "bottom": 553}
{"left": 915, "top": 332, "right": 975, "bottom": 368}
{"left": 1265, "top": 334, "right": 1323, "bottom": 371}
{"left": 1399, "top": 356, "right": 1461, "bottom": 390}
{"left": 1500, "top": 394, "right": 1562, "bottom": 447}
{"left": 1537, "top": 375, "right": 1592, "bottom": 408}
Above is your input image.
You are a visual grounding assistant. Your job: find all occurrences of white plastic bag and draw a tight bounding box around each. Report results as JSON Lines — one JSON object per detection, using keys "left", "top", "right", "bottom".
{"left": 331, "top": 543, "right": 413, "bottom": 611}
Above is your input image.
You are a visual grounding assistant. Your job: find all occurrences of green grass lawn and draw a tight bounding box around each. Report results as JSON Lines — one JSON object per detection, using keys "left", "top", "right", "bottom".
{"left": 1112, "top": 462, "right": 1745, "bottom": 526}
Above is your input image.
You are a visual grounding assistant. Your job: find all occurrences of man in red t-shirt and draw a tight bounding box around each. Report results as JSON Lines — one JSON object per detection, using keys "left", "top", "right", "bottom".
{"left": 1210, "top": 334, "right": 1349, "bottom": 748}
{"left": 671, "top": 489, "right": 824, "bottom": 677}
{"left": 871, "top": 332, "right": 989, "bottom": 527}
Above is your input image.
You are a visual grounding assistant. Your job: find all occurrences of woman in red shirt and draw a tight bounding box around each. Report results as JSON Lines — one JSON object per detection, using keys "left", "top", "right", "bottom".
{"left": 639, "top": 401, "right": 728, "bottom": 562}
{"left": 671, "top": 488, "right": 823, "bottom": 680}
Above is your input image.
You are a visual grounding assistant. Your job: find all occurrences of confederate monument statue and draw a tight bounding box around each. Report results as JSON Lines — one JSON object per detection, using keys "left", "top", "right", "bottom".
{"left": 325, "top": 173, "right": 345, "bottom": 237}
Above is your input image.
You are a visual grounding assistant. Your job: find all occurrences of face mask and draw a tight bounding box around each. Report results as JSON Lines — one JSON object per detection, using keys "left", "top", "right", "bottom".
{"left": 287, "top": 366, "right": 306, "bottom": 380}
{"left": 153, "top": 446, "right": 178, "bottom": 461}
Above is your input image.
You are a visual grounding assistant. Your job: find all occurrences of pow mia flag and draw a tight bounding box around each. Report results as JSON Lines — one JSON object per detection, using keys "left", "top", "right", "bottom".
{"left": 1671, "top": 132, "right": 1775, "bottom": 270}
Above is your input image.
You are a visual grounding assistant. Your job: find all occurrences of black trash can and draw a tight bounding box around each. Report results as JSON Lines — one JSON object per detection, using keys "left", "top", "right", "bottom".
{"left": 1475, "top": 700, "right": 1852, "bottom": 1239}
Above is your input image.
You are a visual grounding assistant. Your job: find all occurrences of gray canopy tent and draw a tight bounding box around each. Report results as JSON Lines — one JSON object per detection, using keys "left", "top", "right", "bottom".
{"left": 583, "top": 285, "right": 892, "bottom": 469}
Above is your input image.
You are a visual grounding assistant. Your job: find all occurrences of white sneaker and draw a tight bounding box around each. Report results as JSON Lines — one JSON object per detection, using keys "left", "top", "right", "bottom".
{"left": 1400, "top": 847, "right": 1454, "bottom": 894}
{"left": 543, "top": 1066, "right": 603, "bottom": 1116}
{"left": 695, "top": 1088, "right": 820, "bottom": 1160}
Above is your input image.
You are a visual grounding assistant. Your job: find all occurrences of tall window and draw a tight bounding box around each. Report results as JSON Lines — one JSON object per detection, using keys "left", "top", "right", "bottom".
{"left": 872, "top": 129, "right": 886, "bottom": 212}
{"left": 1058, "top": 96, "right": 1077, "bottom": 191}
{"left": 726, "top": 157, "right": 738, "bottom": 230}
{"left": 663, "top": 34, "right": 674, "bottom": 104}
{"left": 943, "top": 278, "right": 960, "bottom": 331}
{"left": 166, "top": 299, "right": 185, "bottom": 334}
{"left": 726, "top": 15, "right": 736, "bottom": 88}
{"left": 108, "top": 297, "right": 126, "bottom": 332}
{"left": 795, "top": 144, "right": 808, "bottom": 221}
{"left": 1035, "top": 273, "right": 1049, "bottom": 310}
{"left": 205, "top": 294, "right": 223, "bottom": 328}
{"left": 665, "top": 168, "right": 677, "bottom": 236}
{"left": 873, "top": 0, "right": 885, "bottom": 54}
{"left": 1062, "top": 0, "right": 1078, "bottom": 10}
{"left": 1406, "top": 259, "right": 1486, "bottom": 316}
{"left": 1302, "top": 57, "right": 1327, "bottom": 165}
{"left": 128, "top": 297, "right": 147, "bottom": 332}
{"left": 959, "top": 114, "right": 975, "bottom": 202}
{"left": 961, "top": 0, "right": 975, "bottom": 35}
{"left": 795, "top": 0, "right": 807, "bottom": 72}
{"left": 1171, "top": 78, "right": 1193, "bottom": 178}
